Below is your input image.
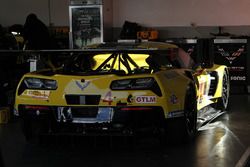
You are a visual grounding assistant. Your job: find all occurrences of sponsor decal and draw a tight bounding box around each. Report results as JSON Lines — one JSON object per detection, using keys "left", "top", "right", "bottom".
{"left": 26, "top": 90, "right": 50, "bottom": 99}
{"left": 135, "top": 96, "right": 156, "bottom": 104}
{"left": 127, "top": 94, "right": 134, "bottom": 103}
{"left": 169, "top": 94, "right": 178, "bottom": 104}
{"left": 75, "top": 80, "right": 90, "bottom": 91}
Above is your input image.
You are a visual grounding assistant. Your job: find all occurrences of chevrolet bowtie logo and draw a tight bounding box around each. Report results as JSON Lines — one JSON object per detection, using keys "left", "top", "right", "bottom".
{"left": 75, "top": 80, "right": 90, "bottom": 91}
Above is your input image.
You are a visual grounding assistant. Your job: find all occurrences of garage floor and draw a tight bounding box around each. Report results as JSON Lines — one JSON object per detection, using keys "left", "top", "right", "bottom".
{"left": 0, "top": 94, "right": 249, "bottom": 167}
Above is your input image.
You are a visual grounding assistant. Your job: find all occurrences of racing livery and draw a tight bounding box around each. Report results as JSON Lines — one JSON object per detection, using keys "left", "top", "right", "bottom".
{"left": 14, "top": 42, "right": 230, "bottom": 142}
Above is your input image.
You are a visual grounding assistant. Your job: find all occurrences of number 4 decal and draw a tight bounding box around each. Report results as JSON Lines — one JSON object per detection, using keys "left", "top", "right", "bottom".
{"left": 198, "top": 81, "right": 207, "bottom": 104}
{"left": 102, "top": 91, "right": 113, "bottom": 105}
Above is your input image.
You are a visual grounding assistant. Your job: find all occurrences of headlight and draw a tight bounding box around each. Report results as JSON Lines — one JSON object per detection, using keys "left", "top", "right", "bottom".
{"left": 110, "top": 77, "right": 162, "bottom": 96}
{"left": 18, "top": 77, "right": 57, "bottom": 95}
{"left": 24, "top": 78, "right": 43, "bottom": 89}
{"left": 111, "top": 77, "right": 154, "bottom": 90}
{"left": 23, "top": 77, "right": 57, "bottom": 90}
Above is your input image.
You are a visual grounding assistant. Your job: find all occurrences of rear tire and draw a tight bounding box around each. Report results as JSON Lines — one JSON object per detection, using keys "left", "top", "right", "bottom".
{"left": 166, "top": 83, "right": 197, "bottom": 143}
{"left": 215, "top": 70, "right": 230, "bottom": 111}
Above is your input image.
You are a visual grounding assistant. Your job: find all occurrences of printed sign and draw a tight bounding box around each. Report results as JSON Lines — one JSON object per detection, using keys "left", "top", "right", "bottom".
{"left": 214, "top": 39, "right": 247, "bottom": 85}
{"left": 70, "top": 5, "right": 103, "bottom": 49}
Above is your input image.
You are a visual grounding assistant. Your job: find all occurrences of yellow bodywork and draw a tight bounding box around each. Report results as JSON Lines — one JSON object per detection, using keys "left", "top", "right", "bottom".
{"left": 195, "top": 64, "right": 227, "bottom": 110}
{"left": 15, "top": 71, "right": 189, "bottom": 119}
{"left": 14, "top": 65, "right": 226, "bottom": 119}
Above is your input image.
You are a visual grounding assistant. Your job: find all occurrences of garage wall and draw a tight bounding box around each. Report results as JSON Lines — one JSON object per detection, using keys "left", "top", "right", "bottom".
{"left": 1, "top": 0, "right": 250, "bottom": 38}
{"left": 1, "top": 0, "right": 250, "bottom": 27}
{"left": 0, "top": 0, "right": 50, "bottom": 26}
{"left": 50, "top": 0, "right": 70, "bottom": 26}
{"left": 0, "top": 0, "right": 69, "bottom": 27}
{"left": 113, "top": 0, "right": 250, "bottom": 27}
{"left": 112, "top": 0, "right": 250, "bottom": 38}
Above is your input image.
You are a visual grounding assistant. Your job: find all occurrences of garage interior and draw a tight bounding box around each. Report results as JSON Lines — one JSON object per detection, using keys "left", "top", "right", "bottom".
{"left": 0, "top": 0, "right": 250, "bottom": 167}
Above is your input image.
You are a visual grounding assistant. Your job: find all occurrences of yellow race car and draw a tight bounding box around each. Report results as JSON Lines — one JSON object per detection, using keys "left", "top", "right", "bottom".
{"left": 14, "top": 41, "right": 230, "bottom": 142}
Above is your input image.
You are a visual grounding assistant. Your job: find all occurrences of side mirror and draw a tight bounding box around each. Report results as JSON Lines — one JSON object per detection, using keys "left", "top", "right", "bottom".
{"left": 197, "top": 38, "right": 214, "bottom": 69}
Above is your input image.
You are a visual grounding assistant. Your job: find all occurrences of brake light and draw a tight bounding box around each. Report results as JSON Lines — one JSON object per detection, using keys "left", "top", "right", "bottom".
{"left": 120, "top": 107, "right": 153, "bottom": 111}
{"left": 24, "top": 106, "right": 50, "bottom": 110}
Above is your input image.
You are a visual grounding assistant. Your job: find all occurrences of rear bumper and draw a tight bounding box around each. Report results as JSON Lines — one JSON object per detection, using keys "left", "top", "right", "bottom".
{"left": 17, "top": 105, "right": 165, "bottom": 133}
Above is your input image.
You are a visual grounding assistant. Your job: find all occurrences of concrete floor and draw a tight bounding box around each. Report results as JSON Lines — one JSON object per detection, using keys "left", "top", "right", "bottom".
{"left": 0, "top": 94, "right": 249, "bottom": 167}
